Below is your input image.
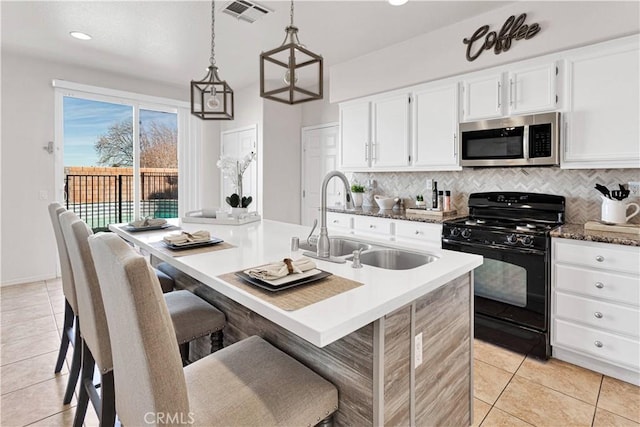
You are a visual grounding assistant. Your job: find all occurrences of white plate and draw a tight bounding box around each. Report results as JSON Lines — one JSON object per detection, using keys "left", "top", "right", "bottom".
{"left": 244, "top": 268, "right": 323, "bottom": 286}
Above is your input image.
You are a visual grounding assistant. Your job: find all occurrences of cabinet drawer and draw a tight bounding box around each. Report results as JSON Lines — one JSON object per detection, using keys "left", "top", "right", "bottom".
{"left": 555, "top": 292, "right": 639, "bottom": 337}
{"left": 554, "top": 319, "right": 640, "bottom": 370}
{"left": 353, "top": 216, "right": 393, "bottom": 236}
{"left": 394, "top": 221, "right": 442, "bottom": 246}
{"left": 326, "top": 212, "right": 352, "bottom": 230}
{"left": 554, "top": 239, "right": 640, "bottom": 275}
{"left": 555, "top": 264, "right": 640, "bottom": 306}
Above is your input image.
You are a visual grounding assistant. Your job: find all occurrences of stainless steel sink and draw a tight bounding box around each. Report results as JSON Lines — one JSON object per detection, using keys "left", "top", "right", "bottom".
{"left": 299, "top": 237, "right": 372, "bottom": 257}
{"left": 345, "top": 249, "right": 438, "bottom": 270}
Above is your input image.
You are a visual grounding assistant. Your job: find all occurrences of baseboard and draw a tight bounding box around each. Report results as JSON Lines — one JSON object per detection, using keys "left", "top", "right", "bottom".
{"left": 553, "top": 346, "right": 640, "bottom": 386}
{"left": 1, "top": 273, "right": 58, "bottom": 287}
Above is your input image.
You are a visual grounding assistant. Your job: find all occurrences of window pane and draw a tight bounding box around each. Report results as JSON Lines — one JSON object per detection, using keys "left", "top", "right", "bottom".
{"left": 139, "top": 109, "right": 178, "bottom": 219}
{"left": 63, "top": 97, "right": 134, "bottom": 230}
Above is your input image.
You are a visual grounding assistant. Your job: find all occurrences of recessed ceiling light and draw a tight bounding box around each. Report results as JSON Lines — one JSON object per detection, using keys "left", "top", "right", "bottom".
{"left": 388, "top": 0, "right": 408, "bottom": 5}
{"left": 69, "top": 31, "right": 92, "bottom": 41}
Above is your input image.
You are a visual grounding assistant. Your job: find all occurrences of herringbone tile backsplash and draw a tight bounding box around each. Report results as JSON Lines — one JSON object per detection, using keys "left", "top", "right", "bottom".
{"left": 351, "top": 168, "right": 640, "bottom": 224}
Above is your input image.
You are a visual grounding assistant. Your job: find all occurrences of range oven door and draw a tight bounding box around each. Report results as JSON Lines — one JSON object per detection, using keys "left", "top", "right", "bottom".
{"left": 442, "top": 239, "right": 548, "bottom": 332}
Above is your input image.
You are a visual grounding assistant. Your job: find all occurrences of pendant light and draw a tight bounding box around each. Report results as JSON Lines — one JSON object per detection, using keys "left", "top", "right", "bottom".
{"left": 260, "top": 0, "right": 323, "bottom": 104}
{"left": 191, "top": 0, "right": 234, "bottom": 120}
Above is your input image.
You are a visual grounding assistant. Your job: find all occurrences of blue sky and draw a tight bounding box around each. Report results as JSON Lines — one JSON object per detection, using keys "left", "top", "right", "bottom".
{"left": 63, "top": 97, "right": 177, "bottom": 166}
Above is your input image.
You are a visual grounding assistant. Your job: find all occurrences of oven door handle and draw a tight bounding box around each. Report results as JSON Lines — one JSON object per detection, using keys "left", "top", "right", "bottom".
{"left": 442, "top": 239, "right": 546, "bottom": 256}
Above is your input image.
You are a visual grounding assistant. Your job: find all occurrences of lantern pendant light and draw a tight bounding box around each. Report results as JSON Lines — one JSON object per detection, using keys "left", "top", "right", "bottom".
{"left": 191, "top": 0, "right": 234, "bottom": 120}
{"left": 260, "top": 0, "right": 323, "bottom": 105}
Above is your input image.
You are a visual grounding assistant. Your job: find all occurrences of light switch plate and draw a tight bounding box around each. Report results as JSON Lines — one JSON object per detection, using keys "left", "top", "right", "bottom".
{"left": 628, "top": 182, "right": 640, "bottom": 197}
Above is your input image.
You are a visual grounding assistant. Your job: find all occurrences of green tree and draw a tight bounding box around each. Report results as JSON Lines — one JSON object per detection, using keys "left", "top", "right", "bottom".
{"left": 95, "top": 119, "right": 177, "bottom": 168}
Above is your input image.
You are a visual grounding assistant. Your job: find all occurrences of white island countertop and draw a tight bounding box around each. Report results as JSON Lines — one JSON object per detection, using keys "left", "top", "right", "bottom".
{"left": 110, "top": 219, "right": 482, "bottom": 347}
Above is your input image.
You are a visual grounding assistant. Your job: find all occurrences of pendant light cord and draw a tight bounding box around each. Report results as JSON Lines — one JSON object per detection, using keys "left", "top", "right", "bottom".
{"left": 290, "top": 0, "right": 294, "bottom": 27}
{"left": 210, "top": 0, "right": 216, "bottom": 67}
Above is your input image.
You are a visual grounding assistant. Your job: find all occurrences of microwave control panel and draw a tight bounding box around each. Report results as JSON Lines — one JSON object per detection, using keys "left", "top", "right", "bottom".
{"left": 529, "top": 123, "right": 552, "bottom": 158}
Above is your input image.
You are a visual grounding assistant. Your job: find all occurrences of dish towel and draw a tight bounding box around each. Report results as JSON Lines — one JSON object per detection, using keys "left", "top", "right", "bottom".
{"left": 129, "top": 218, "right": 167, "bottom": 228}
{"left": 163, "top": 230, "right": 210, "bottom": 245}
{"left": 247, "top": 258, "right": 317, "bottom": 281}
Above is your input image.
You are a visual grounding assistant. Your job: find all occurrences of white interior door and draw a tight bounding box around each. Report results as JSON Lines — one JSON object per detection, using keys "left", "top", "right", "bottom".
{"left": 221, "top": 125, "right": 258, "bottom": 211}
{"left": 301, "top": 123, "right": 339, "bottom": 226}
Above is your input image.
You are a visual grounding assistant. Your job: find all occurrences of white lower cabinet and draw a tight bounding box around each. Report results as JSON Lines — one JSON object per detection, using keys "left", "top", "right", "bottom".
{"left": 552, "top": 238, "right": 640, "bottom": 385}
{"left": 394, "top": 221, "right": 442, "bottom": 249}
{"left": 326, "top": 212, "right": 353, "bottom": 234}
{"left": 352, "top": 215, "right": 394, "bottom": 240}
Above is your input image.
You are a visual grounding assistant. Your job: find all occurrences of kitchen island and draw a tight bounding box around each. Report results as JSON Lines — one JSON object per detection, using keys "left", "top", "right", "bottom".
{"left": 110, "top": 219, "right": 482, "bottom": 426}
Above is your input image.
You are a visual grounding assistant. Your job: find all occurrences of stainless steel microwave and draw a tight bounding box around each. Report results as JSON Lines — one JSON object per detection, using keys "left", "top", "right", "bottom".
{"left": 459, "top": 112, "right": 560, "bottom": 167}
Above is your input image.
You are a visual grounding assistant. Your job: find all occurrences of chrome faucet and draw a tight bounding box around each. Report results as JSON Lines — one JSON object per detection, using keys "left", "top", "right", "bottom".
{"left": 317, "top": 171, "right": 354, "bottom": 258}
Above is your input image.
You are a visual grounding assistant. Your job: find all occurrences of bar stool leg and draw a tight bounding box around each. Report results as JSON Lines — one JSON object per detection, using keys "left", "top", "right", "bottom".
{"left": 63, "top": 316, "right": 82, "bottom": 404}
{"left": 210, "top": 331, "right": 224, "bottom": 353}
{"left": 73, "top": 342, "right": 93, "bottom": 427}
{"left": 55, "top": 301, "right": 73, "bottom": 373}
{"left": 179, "top": 343, "right": 190, "bottom": 366}
{"left": 100, "top": 371, "right": 116, "bottom": 427}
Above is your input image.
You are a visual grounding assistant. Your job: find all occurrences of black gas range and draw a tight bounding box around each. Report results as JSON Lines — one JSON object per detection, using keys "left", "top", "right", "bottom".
{"left": 442, "top": 192, "right": 565, "bottom": 359}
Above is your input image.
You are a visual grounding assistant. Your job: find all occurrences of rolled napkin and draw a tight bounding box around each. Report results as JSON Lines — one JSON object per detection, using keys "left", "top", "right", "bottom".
{"left": 163, "top": 230, "right": 210, "bottom": 245}
{"left": 247, "top": 258, "right": 317, "bottom": 281}
{"left": 129, "top": 218, "right": 167, "bottom": 228}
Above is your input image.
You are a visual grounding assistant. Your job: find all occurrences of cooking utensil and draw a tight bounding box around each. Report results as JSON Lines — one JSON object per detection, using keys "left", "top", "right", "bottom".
{"left": 611, "top": 190, "right": 630, "bottom": 201}
{"left": 595, "top": 184, "right": 611, "bottom": 199}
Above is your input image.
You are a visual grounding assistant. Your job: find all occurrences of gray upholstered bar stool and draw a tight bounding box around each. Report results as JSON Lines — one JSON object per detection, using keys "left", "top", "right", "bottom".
{"left": 47, "top": 202, "right": 82, "bottom": 405}
{"left": 89, "top": 232, "right": 339, "bottom": 427}
{"left": 59, "top": 212, "right": 227, "bottom": 427}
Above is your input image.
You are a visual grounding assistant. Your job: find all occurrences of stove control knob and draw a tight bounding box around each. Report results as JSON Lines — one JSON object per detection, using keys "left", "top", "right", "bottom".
{"left": 521, "top": 236, "right": 533, "bottom": 246}
{"left": 450, "top": 228, "right": 460, "bottom": 237}
{"left": 461, "top": 229, "right": 471, "bottom": 239}
{"left": 506, "top": 234, "right": 517, "bottom": 244}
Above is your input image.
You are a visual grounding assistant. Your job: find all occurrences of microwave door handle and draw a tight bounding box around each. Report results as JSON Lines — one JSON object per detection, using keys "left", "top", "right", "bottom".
{"left": 523, "top": 125, "right": 530, "bottom": 159}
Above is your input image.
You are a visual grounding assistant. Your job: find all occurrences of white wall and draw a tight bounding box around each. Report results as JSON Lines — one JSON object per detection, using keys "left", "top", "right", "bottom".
{"left": 0, "top": 51, "right": 218, "bottom": 285}
{"left": 301, "top": 79, "right": 339, "bottom": 126}
{"left": 330, "top": 1, "right": 640, "bottom": 102}
{"left": 262, "top": 101, "right": 303, "bottom": 224}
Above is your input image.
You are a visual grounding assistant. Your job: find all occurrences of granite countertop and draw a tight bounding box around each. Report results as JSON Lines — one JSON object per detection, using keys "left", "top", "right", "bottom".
{"left": 551, "top": 223, "right": 640, "bottom": 247}
{"left": 327, "top": 206, "right": 467, "bottom": 224}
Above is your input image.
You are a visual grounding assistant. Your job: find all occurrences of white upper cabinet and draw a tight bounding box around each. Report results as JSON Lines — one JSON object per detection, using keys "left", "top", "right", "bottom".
{"left": 371, "top": 93, "right": 411, "bottom": 168}
{"left": 339, "top": 100, "right": 370, "bottom": 169}
{"left": 339, "top": 93, "right": 410, "bottom": 171}
{"left": 562, "top": 37, "right": 640, "bottom": 169}
{"left": 461, "top": 63, "right": 557, "bottom": 122}
{"left": 412, "top": 83, "right": 460, "bottom": 170}
{"left": 509, "top": 64, "right": 557, "bottom": 115}
{"left": 461, "top": 74, "right": 503, "bottom": 121}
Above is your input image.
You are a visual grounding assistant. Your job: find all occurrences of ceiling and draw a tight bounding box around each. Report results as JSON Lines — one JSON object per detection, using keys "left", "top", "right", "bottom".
{"left": 1, "top": 1, "right": 511, "bottom": 91}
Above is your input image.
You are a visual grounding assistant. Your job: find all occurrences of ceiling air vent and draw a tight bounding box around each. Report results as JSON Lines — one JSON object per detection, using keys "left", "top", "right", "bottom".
{"left": 222, "top": 0, "right": 272, "bottom": 23}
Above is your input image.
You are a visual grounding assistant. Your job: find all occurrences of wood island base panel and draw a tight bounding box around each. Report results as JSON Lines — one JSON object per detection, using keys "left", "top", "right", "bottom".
{"left": 161, "top": 264, "right": 473, "bottom": 426}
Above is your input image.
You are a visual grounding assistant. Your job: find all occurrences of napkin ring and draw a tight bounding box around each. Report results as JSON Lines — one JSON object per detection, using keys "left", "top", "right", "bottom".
{"left": 283, "top": 258, "right": 294, "bottom": 274}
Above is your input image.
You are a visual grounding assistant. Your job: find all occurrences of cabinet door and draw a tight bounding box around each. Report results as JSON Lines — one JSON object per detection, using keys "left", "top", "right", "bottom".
{"left": 563, "top": 41, "right": 640, "bottom": 168}
{"left": 508, "top": 63, "right": 557, "bottom": 115}
{"left": 461, "top": 74, "right": 503, "bottom": 121}
{"left": 413, "top": 84, "right": 460, "bottom": 169}
{"left": 339, "top": 101, "right": 370, "bottom": 169}
{"left": 371, "top": 94, "right": 410, "bottom": 168}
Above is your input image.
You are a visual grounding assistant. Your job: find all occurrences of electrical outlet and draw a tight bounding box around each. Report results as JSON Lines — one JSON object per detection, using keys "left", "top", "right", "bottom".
{"left": 628, "top": 182, "right": 640, "bottom": 197}
{"left": 415, "top": 333, "right": 423, "bottom": 367}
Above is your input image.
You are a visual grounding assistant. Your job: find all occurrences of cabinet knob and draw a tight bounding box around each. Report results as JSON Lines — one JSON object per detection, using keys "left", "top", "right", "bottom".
{"left": 332, "top": 220, "right": 339, "bottom": 224}
{"left": 594, "top": 312, "right": 603, "bottom": 319}
{"left": 595, "top": 255, "right": 605, "bottom": 262}
{"left": 594, "top": 340, "right": 603, "bottom": 348}
{"left": 595, "top": 282, "right": 604, "bottom": 289}
{"left": 415, "top": 230, "right": 421, "bottom": 235}
{"left": 369, "top": 224, "right": 376, "bottom": 229}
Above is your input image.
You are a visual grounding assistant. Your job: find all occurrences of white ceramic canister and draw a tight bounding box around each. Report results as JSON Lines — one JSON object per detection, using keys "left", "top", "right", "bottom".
{"left": 601, "top": 196, "right": 640, "bottom": 224}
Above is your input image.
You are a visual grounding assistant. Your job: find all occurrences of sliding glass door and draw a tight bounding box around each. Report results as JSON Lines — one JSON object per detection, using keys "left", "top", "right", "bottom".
{"left": 59, "top": 93, "right": 178, "bottom": 231}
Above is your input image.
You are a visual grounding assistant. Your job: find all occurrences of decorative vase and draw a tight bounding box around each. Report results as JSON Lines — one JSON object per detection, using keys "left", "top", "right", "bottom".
{"left": 231, "top": 207, "right": 248, "bottom": 218}
{"left": 353, "top": 193, "right": 363, "bottom": 208}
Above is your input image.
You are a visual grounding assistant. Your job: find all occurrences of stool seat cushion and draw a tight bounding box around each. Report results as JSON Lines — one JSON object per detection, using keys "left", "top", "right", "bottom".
{"left": 184, "top": 335, "right": 338, "bottom": 426}
{"left": 153, "top": 266, "right": 175, "bottom": 293}
{"left": 165, "top": 291, "right": 225, "bottom": 345}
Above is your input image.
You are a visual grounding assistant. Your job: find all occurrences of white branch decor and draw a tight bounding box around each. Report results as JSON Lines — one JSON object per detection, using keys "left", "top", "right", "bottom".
{"left": 217, "top": 152, "right": 256, "bottom": 204}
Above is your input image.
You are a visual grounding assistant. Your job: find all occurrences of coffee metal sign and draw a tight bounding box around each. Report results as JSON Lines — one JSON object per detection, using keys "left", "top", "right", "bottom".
{"left": 463, "top": 13, "right": 541, "bottom": 62}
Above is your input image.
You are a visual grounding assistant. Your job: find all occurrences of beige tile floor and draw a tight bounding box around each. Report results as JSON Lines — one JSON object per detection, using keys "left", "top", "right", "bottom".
{"left": 2, "top": 278, "right": 639, "bottom": 426}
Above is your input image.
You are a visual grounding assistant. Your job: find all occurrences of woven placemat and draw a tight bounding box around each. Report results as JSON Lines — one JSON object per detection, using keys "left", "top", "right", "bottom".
{"left": 150, "top": 240, "right": 235, "bottom": 257}
{"left": 219, "top": 270, "right": 364, "bottom": 311}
